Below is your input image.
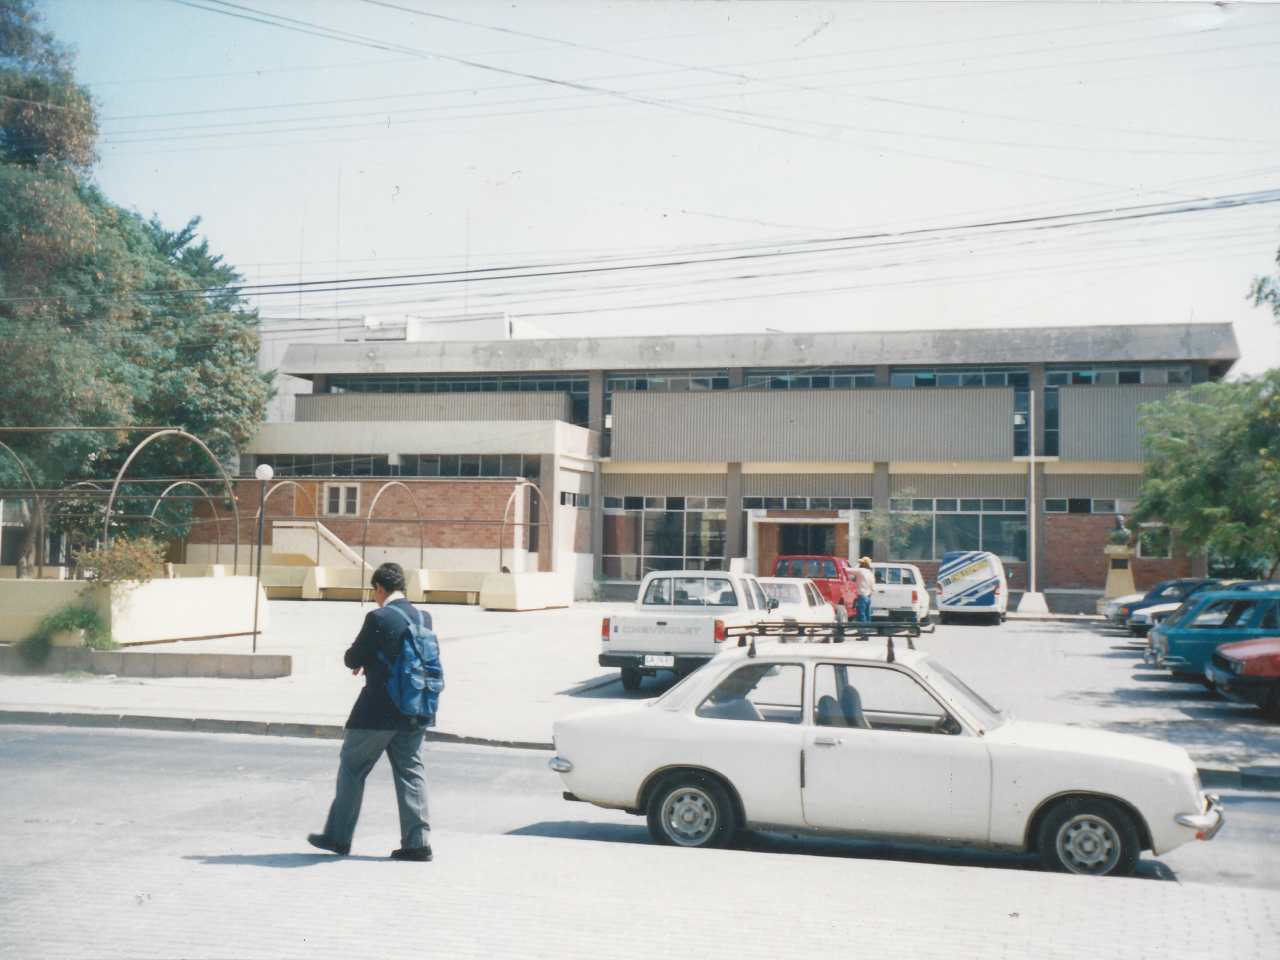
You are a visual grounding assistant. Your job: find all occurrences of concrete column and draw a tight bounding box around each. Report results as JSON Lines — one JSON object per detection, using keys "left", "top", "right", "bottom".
{"left": 539, "top": 454, "right": 558, "bottom": 573}
{"left": 1028, "top": 362, "right": 1046, "bottom": 457}
{"left": 728, "top": 368, "right": 744, "bottom": 389}
{"left": 587, "top": 370, "right": 605, "bottom": 433}
{"left": 725, "top": 463, "right": 743, "bottom": 558}
{"left": 312, "top": 375, "right": 328, "bottom": 393}
{"left": 1032, "top": 461, "right": 1047, "bottom": 589}
{"left": 874, "top": 365, "right": 890, "bottom": 388}
{"left": 872, "top": 462, "right": 890, "bottom": 561}
{"left": 591, "top": 460, "right": 603, "bottom": 580}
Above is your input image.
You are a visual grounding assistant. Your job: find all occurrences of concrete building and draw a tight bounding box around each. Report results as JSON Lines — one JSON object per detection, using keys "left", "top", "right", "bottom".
{"left": 215, "top": 321, "right": 1239, "bottom": 607}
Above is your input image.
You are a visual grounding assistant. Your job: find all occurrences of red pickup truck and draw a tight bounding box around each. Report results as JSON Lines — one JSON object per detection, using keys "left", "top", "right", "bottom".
{"left": 771, "top": 555, "right": 858, "bottom": 616}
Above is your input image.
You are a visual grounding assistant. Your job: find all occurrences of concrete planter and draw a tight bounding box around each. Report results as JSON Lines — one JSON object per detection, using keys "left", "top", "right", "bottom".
{"left": 480, "top": 572, "right": 573, "bottom": 611}
{"left": 0, "top": 577, "right": 268, "bottom": 645}
{"left": 49, "top": 629, "right": 86, "bottom": 648}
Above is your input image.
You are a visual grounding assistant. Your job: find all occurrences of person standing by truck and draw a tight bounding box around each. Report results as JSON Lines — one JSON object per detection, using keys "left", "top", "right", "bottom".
{"left": 853, "top": 557, "right": 875, "bottom": 622}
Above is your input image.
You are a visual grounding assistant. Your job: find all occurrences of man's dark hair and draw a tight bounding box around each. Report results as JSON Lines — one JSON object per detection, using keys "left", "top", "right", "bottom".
{"left": 371, "top": 562, "right": 406, "bottom": 594}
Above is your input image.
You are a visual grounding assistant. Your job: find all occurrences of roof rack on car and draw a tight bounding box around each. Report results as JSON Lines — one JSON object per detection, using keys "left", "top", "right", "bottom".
{"left": 725, "top": 620, "right": 921, "bottom": 648}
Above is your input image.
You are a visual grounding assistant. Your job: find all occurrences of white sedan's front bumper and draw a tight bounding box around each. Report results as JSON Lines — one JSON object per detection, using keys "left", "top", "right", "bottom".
{"left": 1175, "top": 795, "right": 1225, "bottom": 841}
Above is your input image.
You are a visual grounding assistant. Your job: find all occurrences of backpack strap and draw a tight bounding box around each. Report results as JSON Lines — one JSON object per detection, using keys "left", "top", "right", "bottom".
{"left": 377, "top": 603, "right": 425, "bottom": 669}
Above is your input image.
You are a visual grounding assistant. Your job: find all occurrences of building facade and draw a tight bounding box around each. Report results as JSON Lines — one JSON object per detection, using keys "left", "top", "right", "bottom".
{"left": 226, "top": 322, "right": 1239, "bottom": 604}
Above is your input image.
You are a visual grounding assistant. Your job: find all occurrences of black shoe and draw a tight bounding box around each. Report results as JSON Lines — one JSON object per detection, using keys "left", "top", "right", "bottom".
{"left": 390, "top": 845, "right": 433, "bottom": 861}
{"left": 307, "top": 833, "right": 350, "bottom": 856}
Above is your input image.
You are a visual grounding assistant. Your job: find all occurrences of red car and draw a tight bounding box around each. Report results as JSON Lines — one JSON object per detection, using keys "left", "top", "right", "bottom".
{"left": 1204, "top": 637, "right": 1280, "bottom": 719}
{"left": 771, "top": 555, "right": 857, "bottom": 616}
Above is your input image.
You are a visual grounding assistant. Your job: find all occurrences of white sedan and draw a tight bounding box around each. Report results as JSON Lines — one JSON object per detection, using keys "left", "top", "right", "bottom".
{"left": 550, "top": 640, "right": 1222, "bottom": 877}
{"left": 757, "top": 578, "right": 838, "bottom": 623}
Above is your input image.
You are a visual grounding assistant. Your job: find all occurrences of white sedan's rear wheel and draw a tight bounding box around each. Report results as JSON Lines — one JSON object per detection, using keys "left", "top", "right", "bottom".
{"left": 1037, "top": 798, "right": 1139, "bottom": 877}
{"left": 646, "top": 775, "right": 736, "bottom": 848}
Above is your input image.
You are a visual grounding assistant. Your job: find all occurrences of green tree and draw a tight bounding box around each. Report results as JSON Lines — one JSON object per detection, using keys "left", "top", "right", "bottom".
{"left": 863, "top": 487, "right": 933, "bottom": 560}
{"left": 1131, "top": 374, "right": 1280, "bottom": 577}
{"left": 0, "top": 0, "right": 271, "bottom": 574}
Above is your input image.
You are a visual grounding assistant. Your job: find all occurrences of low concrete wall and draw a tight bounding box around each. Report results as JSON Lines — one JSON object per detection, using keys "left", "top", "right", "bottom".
{"left": 480, "top": 572, "right": 573, "bottom": 611}
{"left": 0, "top": 566, "right": 68, "bottom": 580}
{"left": 0, "top": 577, "right": 268, "bottom": 645}
{"left": 0, "top": 644, "right": 291, "bottom": 678}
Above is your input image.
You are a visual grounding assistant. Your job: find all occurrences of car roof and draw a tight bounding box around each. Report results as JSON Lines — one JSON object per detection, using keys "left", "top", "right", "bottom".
{"left": 1186, "top": 589, "right": 1280, "bottom": 603}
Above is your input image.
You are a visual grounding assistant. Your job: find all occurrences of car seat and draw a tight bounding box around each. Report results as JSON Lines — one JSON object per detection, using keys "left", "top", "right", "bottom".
{"left": 816, "top": 695, "right": 847, "bottom": 727}
{"left": 839, "top": 685, "right": 870, "bottom": 729}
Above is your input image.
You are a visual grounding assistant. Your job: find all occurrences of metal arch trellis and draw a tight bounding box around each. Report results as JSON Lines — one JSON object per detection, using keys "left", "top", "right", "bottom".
{"left": 102, "top": 429, "right": 241, "bottom": 570}
{"left": 145, "top": 480, "right": 223, "bottom": 564}
{"left": 498, "top": 479, "right": 552, "bottom": 575}
{"left": 359, "top": 481, "right": 427, "bottom": 602}
{"left": 0, "top": 440, "right": 45, "bottom": 580}
{"left": 255, "top": 480, "right": 321, "bottom": 573}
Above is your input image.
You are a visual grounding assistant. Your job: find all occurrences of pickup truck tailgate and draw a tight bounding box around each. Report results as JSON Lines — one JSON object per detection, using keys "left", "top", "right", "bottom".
{"left": 606, "top": 616, "right": 716, "bottom": 655}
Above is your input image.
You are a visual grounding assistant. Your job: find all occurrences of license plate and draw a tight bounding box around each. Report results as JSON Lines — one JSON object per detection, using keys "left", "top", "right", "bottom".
{"left": 871, "top": 609, "right": 888, "bottom": 617}
{"left": 644, "top": 655, "right": 675, "bottom": 668}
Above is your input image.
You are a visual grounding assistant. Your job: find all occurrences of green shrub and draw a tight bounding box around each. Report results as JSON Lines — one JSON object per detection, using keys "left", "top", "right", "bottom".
{"left": 15, "top": 605, "right": 115, "bottom": 667}
{"left": 73, "top": 537, "right": 165, "bottom": 583}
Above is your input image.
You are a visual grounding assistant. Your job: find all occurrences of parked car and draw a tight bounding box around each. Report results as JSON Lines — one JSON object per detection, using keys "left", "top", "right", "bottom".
{"left": 1101, "top": 591, "right": 1146, "bottom": 624}
{"left": 936, "top": 551, "right": 1007, "bottom": 624}
{"left": 601, "top": 570, "right": 776, "bottom": 691}
{"left": 757, "top": 578, "right": 838, "bottom": 623}
{"left": 1204, "top": 637, "right": 1280, "bottom": 719}
{"left": 551, "top": 639, "right": 1222, "bottom": 876}
{"left": 1146, "top": 591, "right": 1280, "bottom": 679}
{"left": 871, "top": 562, "right": 932, "bottom": 623}
{"left": 1128, "top": 581, "right": 1274, "bottom": 637}
{"left": 771, "top": 556, "right": 857, "bottom": 617}
{"left": 1107, "top": 579, "right": 1208, "bottom": 628}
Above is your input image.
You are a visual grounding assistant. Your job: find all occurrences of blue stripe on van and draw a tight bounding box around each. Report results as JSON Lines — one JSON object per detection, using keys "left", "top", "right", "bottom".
{"left": 946, "top": 577, "right": 998, "bottom": 607}
{"left": 938, "top": 551, "right": 985, "bottom": 578}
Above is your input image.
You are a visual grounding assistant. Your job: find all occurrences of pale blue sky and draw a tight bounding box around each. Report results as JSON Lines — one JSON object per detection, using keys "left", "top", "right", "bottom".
{"left": 41, "top": 1, "right": 1280, "bottom": 374}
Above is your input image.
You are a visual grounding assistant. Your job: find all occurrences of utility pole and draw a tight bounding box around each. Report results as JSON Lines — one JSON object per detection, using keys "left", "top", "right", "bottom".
{"left": 1018, "top": 389, "right": 1049, "bottom": 614}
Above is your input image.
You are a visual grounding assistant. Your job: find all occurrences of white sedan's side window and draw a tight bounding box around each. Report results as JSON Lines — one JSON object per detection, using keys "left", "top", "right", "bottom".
{"left": 696, "top": 663, "right": 804, "bottom": 724}
{"left": 814, "top": 664, "right": 956, "bottom": 735}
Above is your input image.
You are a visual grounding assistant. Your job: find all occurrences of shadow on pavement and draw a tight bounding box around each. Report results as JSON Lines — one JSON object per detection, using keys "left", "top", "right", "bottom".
{"left": 184, "top": 853, "right": 387, "bottom": 868}
{"left": 507, "top": 822, "right": 1179, "bottom": 881}
{"left": 562, "top": 675, "right": 681, "bottom": 699}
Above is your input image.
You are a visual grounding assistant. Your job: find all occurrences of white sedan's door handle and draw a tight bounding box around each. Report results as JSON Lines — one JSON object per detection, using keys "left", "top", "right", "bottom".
{"left": 813, "top": 736, "right": 842, "bottom": 746}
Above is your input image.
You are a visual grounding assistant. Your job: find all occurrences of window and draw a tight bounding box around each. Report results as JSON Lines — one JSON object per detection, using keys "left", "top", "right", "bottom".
{"left": 603, "top": 497, "right": 727, "bottom": 580}
{"left": 745, "top": 368, "right": 875, "bottom": 390}
{"left": 1138, "top": 525, "right": 1172, "bottom": 558}
{"left": 324, "top": 484, "right": 359, "bottom": 516}
{"left": 327, "top": 374, "right": 591, "bottom": 426}
{"left": 813, "top": 664, "right": 956, "bottom": 734}
{"left": 560, "top": 491, "right": 590, "bottom": 508}
{"left": 1044, "top": 499, "right": 1067, "bottom": 513}
{"left": 750, "top": 580, "right": 769, "bottom": 611}
{"left": 743, "top": 496, "right": 872, "bottom": 511}
{"left": 696, "top": 663, "right": 804, "bottom": 724}
{"left": 671, "top": 577, "right": 737, "bottom": 607}
{"left": 642, "top": 577, "right": 672, "bottom": 605}
{"left": 1258, "top": 601, "right": 1280, "bottom": 631}
{"left": 805, "top": 583, "right": 823, "bottom": 606}
{"left": 1189, "top": 599, "right": 1259, "bottom": 629}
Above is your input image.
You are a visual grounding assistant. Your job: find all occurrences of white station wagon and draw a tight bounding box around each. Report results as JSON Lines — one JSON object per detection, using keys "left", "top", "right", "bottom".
{"left": 550, "top": 639, "right": 1223, "bottom": 877}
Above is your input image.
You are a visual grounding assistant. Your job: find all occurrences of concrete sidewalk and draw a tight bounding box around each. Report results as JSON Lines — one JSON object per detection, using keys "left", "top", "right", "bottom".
{"left": 1, "top": 600, "right": 1278, "bottom": 781}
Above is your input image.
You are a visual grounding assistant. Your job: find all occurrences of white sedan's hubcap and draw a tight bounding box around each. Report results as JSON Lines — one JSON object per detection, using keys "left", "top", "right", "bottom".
{"left": 663, "top": 788, "right": 716, "bottom": 845}
{"left": 1056, "top": 814, "right": 1120, "bottom": 875}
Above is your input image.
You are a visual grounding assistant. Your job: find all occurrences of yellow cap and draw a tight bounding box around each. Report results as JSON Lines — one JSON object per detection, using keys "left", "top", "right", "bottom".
{"left": 859, "top": 556, "right": 873, "bottom": 564}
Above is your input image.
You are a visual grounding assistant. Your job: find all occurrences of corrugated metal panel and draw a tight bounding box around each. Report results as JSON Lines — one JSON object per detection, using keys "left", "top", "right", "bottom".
{"left": 612, "top": 389, "right": 1014, "bottom": 463}
{"left": 1058, "top": 385, "right": 1184, "bottom": 462}
{"left": 603, "top": 473, "right": 726, "bottom": 497}
{"left": 1045, "top": 474, "right": 1142, "bottom": 499}
{"left": 742, "top": 474, "right": 873, "bottom": 497}
{"left": 295, "top": 392, "right": 570, "bottom": 423}
{"left": 890, "top": 474, "right": 1027, "bottom": 498}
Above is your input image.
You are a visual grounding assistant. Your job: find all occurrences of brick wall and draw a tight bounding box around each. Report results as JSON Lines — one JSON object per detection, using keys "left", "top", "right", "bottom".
{"left": 188, "top": 478, "right": 532, "bottom": 555}
{"left": 1043, "top": 513, "right": 1190, "bottom": 591}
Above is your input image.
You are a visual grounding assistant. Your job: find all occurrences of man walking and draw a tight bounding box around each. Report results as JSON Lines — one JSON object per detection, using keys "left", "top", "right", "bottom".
{"left": 308, "top": 562, "right": 437, "bottom": 861}
{"left": 853, "top": 556, "right": 876, "bottom": 623}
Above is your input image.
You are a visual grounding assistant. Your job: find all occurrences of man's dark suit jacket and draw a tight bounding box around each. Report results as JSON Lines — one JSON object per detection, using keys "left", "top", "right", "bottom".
{"left": 343, "top": 597, "right": 434, "bottom": 731}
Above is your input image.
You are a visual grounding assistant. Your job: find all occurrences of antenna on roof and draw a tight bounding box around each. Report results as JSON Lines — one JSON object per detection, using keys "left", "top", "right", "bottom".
{"left": 886, "top": 637, "right": 895, "bottom": 663}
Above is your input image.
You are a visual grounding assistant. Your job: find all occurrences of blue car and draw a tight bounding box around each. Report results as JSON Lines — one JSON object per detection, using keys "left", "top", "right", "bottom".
{"left": 1107, "top": 578, "right": 1212, "bottom": 627}
{"left": 1146, "top": 590, "right": 1280, "bottom": 679}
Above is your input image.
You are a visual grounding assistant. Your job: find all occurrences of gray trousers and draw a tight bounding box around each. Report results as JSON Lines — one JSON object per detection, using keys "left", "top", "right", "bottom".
{"left": 323, "top": 727, "right": 431, "bottom": 849}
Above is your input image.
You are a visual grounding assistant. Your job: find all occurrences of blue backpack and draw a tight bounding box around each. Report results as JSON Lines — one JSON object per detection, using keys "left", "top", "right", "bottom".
{"left": 378, "top": 604, "right": 444, "bottom": 721}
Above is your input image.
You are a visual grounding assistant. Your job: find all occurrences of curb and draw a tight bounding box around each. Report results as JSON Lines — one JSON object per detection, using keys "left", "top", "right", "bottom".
{"left": 0, "top": 710, "right": 555, "bottom": 751}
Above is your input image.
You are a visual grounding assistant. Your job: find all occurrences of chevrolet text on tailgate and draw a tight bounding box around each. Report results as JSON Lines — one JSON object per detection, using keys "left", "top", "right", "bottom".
{"left": 601, "top": 570, "right": 776, "bottom": 691}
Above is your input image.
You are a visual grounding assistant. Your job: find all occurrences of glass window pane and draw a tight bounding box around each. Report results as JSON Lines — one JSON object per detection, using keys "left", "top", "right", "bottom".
{"left": 743, "top": 497, "right": 764, "bottom": 509}
{"left": 603, "top": 512, "right": 641, "bottom": 555}
{"left": 786, "top": 498, "right": 807, "bottom": 510}
{"left": 697, "top": 663, "right": 804, "bottom": 724}
{"left": 1044, "top": 499, "right": 1067, "bottom": 512}
{"left": 706, "top": 498, "right": 727, "bottom": 509}
{"left": 814, "top": 664, "right": 947, "bottom": 733}
{"left": 674, "top": 577, "right": 707, "bottom": 605}
{"left": 706, "top": 578, "right": 737, "bottom": 606}
{"left": 685, "top": 512, "right": 726, "bottom": 559}
{"left": 1092, "top": 500, "right": 1117, "bottom": 514}
{"left": 763, "top": 498, "right": 785, "bottom": 510}
{"left": 643, "top": 512, "right": 684, "bottom": 556}
{"left": 982, "top": 499, "right": 1004, "bottom": 512}
{"left": 912, "top": 499, "right": 932, "bottom": 512}
{"left": 623, "top": 496, "right": 644, "bottom": 511}
{"left": 960, "top": 499, "right": 981, "bottom": 512}
{"left": 644, "top": 497, "right": 664, "bottom": 509}
{"left": 1004, "top": 499, "right": 1027, "bottom": 512}
{"left": 822, "top": 560, "right": 837, "bottom": 578}
{"left": 806, "top": 559, "right": 822, "bottom": 578}
{"left": 936, "top": 514, "right": 981, "bottom": 556}
{"left": 642, "top": 578, "right": 672, "bottom": 605}
{"left": 895, "top": 517, "right": 933, "bottom": 562}
{"left": 666, "top": 497, "right": 685, "bottom": 511}
{"left": 935, "top": 499, "right": 958, "bottom": 512}
{"left": 982, "top": 515, "right": 1027, "bottom": 562}
{"left": 831, "top": 498, "right": 852, "bottom": 509}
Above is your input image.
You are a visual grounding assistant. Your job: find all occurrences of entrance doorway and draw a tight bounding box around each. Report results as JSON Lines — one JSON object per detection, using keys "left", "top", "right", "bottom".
{"left": 779, "top": 524, "right": 836, "bottom": 556}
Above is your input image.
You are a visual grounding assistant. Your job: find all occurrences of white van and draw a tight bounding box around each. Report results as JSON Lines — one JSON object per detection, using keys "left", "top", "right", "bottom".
{"left": 936, "top": 551, "right": 1008, "bottom": 625}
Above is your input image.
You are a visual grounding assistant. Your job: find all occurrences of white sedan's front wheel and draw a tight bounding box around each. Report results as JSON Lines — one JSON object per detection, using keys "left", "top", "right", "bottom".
{"left": 646, "top": 775, "right": 736, "bottom": 848}
{"left": 1037, "top": 798, "right": 1139, "bottom": 877}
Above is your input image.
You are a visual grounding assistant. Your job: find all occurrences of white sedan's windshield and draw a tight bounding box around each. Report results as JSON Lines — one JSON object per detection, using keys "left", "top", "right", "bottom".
{"left": 919, "top": 658, "right": 1006, "bottom": 731}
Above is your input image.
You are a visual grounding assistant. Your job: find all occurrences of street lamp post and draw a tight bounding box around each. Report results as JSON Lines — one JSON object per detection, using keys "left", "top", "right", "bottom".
{"left": 252, "top": 463, "right": 273, "bottom": 653}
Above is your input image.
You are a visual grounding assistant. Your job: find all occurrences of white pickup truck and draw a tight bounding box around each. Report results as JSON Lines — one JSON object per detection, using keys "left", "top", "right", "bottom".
{"left": 600, "top": 570, "right": 777, "bottom": 691}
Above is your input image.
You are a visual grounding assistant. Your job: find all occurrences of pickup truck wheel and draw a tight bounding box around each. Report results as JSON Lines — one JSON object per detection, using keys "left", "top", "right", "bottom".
{"left": 835, "top": 605, "right": 848, "bottom": 623}
{"left": 620, "top": 667, "right": 643, "bottom": 691}
{"left": 1037, "top": 798, "right": 1139, "bottom": 877}
{"left": 647, "top": 775, "right": 736, "bottom": 848}
{"left": 939, "top": 612, "right": 953, "bottom": 625}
